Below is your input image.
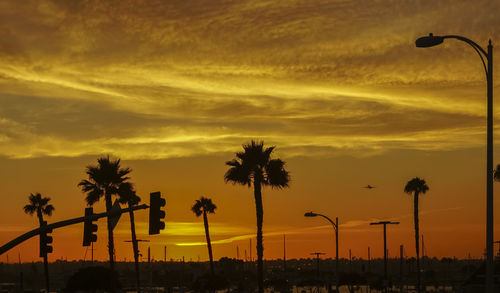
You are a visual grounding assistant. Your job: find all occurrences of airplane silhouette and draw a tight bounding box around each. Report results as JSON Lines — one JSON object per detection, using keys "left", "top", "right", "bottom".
{"left": 363, "top": 185, "right": 375, "bottom": 189}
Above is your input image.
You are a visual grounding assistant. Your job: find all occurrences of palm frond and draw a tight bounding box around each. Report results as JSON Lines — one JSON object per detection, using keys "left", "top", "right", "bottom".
{"left": 23, "top": 204, "right": 36, "bottom": 215}
{"left": 262, "top": 146, "right": 275, "bottom": 163}
{"left": 85, "top": 188, "right": 104, "bottom": 206}
{"left": 117, "top": 182, "right": 140, "bottom": 205}
{"left": 192, "top": 200, "right": 203, "bottom": 217}
{"left": 40, "top": 197, "right": 50, "bottom": 207}
{"left": 224, "top": 166, "right": 251, "bottom": 186}
{"left": 225, "top": 159, "right": 241, "bottom": 167}
{"left": 43, "top": 205, "right": 55, "bottom": 216}
{"left": 78, "top": 180, "right": 99, "bottom": 192}
{"left": 200, "top": 196, "right": 217, "bottom": 213}
{"left": 264, "top": 159, "right": 290, "bottom": 189}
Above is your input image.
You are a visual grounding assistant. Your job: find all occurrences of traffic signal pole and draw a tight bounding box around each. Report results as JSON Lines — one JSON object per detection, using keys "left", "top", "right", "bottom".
{"left": 0, "top": 204, "right": 149, "bottom": 255}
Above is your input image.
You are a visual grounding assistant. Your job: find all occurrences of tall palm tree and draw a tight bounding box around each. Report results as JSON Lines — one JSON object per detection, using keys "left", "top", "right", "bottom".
{"left": 192, "top": 196, "right": 217, "bottom": 276}
{"left": 404, "top": 177, "right": 429, "bottom": 293}
{"left": 23, "top": 192, "right": 55, "bottom": 293}
{"left": 78, "top": 156, "right": 131, "bottom": 272}
{"left": 117, "top": 182, "right": 141, "bottom": 291}
{"left": 224, "top": 140, "right": 290, "bottom": 293}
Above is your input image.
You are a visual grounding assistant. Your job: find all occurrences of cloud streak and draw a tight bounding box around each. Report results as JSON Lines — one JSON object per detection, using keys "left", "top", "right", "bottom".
{"left": 175, "top": 206, "right": 463, "bottom": 246}
{"left": 1, "top": 0, "right": 499, "bottom": 159}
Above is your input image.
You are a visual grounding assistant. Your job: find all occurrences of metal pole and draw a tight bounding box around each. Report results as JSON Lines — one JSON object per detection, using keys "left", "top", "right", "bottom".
{"left": 317, "top": 254, "right": 320, "bottom": 278}
{"left": 335, "top": 217, "right": 339, "bottom": 291}
{"left": 383, "top": 224, "right": 387, "bottom": 281}
{"left": 400, "top": 245, "right": 404, "bottom": 293}
{"left": 486, "top": 39, "right": 494, "bottom": 293}
{"left": 368, "top": 246, "right": 371, "bottom": 272}
{"left": 283, "top": 234, "right": 286, "bottom": 273}
{"left": 370, "top": 221, "right": 399, "bottom": 292}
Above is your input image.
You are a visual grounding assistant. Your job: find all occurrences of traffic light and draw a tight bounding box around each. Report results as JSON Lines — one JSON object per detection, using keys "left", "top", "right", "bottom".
{"left": 39, "top": 221, "right": 53, "bottom": 257}
{"left": 149, "top": 191, "right": 166, "bottom": 235}
{"left": 83, "top": 207, "right": 98, "bottom": 246}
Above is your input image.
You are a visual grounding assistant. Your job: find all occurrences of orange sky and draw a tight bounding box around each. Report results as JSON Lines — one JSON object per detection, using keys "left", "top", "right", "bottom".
{"left": 1, "top": 0, "right": 500, "bottom": 263}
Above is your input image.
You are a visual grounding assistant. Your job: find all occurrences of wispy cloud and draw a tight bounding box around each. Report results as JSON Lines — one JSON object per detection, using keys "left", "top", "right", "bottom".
{"left": 175, "top": 206, "right": 464, "bottom": 246}
{"left": 1, "top": 1, "right": 499, "bottom": 159}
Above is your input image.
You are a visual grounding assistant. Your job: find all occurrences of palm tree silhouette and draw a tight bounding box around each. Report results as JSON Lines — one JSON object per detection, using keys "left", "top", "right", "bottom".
{"left": 118, "top": 182, "right": 141, "bottom": 291}
{"left": 192, "top": 196, "right": 217, "bottom": 276}
{"left": 78, "top": 156, "right": 131, "bottom": 272}
{"left": 224, "top": 140, "right": 290, "bottom": 293}
{"left": 23, "top": 192, "right": 55, "bottom": 293}
{"left": 404, "top": 177, "right": 429, "bottom": 293}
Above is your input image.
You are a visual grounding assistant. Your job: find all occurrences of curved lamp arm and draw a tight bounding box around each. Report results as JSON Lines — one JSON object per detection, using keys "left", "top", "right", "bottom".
{"left": 443, "top": 35, "right": 488, "bottom": 77}
{"left": 317, "top": 213, "right": 337, "bottom": 230}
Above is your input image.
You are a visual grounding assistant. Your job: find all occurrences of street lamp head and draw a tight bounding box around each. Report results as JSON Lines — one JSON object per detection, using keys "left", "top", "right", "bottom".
{"left": 304, "top": 211, "right": 318, "bottom": 217}
{"left": 416, "top": 33, "right": 444, "bottom": 48}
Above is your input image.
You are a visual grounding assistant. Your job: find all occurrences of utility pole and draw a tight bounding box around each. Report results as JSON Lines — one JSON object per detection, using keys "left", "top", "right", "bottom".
{"left": 400, "top": 245, "right": 404, "bottom": 293}
{"left": 368, "top": 246, "right": 371, "bottom": 272}
{"left": 422, "top": 234, "right": 425, "bottom": 291}
{"left": 148, "top": 247, "right": 152, "bottom": 293}
{"left": 283, "top": 234, "right": 286, "bottom": 273}
{"left": 370, "top": 221, "right": 400, "bottom": 292}
{"left": 250, "top": 238, "right": 252, "bottom": 262}
{"left": 18, "top": 253, "right": 23, "bottom": 293}
{"left": 311, "top": 252, "right": 326, "bottom": 278}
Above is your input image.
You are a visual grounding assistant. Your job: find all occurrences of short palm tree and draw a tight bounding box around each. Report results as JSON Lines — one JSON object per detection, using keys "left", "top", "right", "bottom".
{"left": 224, "top": 140, "right": 290, "bottom": 293}
{"left": 118, "top": 182, "right": 141, "bottom": 291}
{"left": 78, "top": 156, "right": 131, "bottom": 272}
{"left": 192, "top": 196, "right": 217, "bottom": 276}
{"left": 23, "top": 192, "right": 54, "bottom": 293}
{"left": 404, "top": 177, "right": 429, "bottom": 293}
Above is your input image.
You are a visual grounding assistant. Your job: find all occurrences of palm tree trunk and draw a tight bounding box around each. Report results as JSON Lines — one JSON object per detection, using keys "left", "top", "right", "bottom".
{"left": 37, "top": 211, "right": 50, "bottom": 293}
{"left": 105, "top": 193, "right": 116, "bottom": 272}
{"left": 414, "top": 192, "right": 420, "bottom": 293}
{"left": 203, "top": 210, "right": 215, "bottom": 276}
{"left": 128, "top": 205, "right": 140, "bottom": 292}
{"left": 253, "top": 180, "right": 264, "bottom": 293}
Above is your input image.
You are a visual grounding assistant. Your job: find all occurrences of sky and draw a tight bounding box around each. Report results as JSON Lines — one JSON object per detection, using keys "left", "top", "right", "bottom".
{"left": 1, "top": 0, "right": 500, "bottom": 263}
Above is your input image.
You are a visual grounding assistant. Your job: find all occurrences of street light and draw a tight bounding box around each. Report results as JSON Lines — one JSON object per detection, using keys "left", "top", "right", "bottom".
{"left": 304, "top": 211, "right": 339, "bottom": 290}
{"left": 415, "top": 33, "right": 494, "bottom": 293}
{"left": 370, "top": 221, "right": 399, "bottom": 290}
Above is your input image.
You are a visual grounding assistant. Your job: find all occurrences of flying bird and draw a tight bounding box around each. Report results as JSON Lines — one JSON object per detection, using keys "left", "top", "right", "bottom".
{"left": 363, "top": 185, "right": 375, "bottom": 189}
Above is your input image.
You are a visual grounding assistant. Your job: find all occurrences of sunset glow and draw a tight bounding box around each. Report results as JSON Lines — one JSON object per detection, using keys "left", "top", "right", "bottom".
{"left": 1, "top": 0, "right": 500, "bottom": 265}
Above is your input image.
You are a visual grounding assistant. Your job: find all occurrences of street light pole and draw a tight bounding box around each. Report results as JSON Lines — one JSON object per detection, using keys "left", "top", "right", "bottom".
{"left": 415, "top": 33, "right": 494, "bottom": 293}
{"left": 370, "top": 221, "right": 399, "bottom": 291}
{"left": 305, "top": 212, "right": 339, "bottom": 291}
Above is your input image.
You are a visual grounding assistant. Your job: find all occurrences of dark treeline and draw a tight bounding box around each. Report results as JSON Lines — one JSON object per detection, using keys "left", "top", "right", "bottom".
{"left": 0, "top": 256, "right": 486, "bottom": 292}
